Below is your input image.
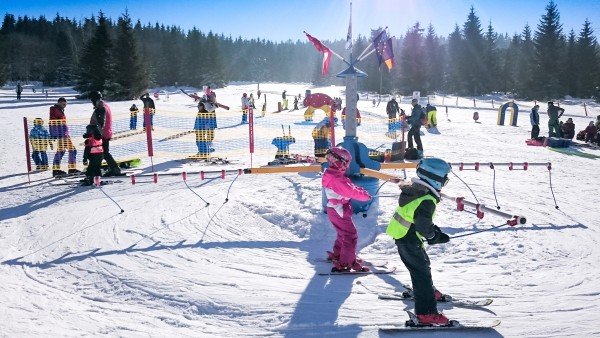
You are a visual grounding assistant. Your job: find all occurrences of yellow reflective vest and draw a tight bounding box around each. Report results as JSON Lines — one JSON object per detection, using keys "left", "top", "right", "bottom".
{"left": 386, "top": 194, "right": 437, "bottom": 241}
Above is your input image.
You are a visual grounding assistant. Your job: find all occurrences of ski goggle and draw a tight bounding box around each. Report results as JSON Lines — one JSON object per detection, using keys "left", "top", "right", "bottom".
{"left": 325, "top": 149, "right": 349, "bottom": 165}
{"left": 417, "top": 167, "right": 449, "bottom": 187}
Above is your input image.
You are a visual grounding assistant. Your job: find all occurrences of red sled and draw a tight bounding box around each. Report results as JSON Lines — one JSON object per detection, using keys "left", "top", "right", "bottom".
{"left": 525, "top": 139, "right": 545, "bottom": 146}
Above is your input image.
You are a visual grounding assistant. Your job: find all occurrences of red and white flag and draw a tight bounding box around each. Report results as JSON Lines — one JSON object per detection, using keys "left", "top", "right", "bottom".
{"left": 305, "top": 32, "right": 332, "bottom": 76}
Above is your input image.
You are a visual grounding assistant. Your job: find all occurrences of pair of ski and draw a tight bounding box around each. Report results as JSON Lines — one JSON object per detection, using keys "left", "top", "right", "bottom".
{"left": 379, "top": 311, "right": 501, "bottom": 332}
{"left": 376, "top": 283, "right": 498, "bottom": 331}
{"left": 315, "top": 259, "right": 395, "bottom": 276}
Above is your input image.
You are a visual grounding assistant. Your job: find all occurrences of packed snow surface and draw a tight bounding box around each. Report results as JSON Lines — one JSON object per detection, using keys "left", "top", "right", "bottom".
{"left": 1, "top": 83, "right": 599, "bottom": 337}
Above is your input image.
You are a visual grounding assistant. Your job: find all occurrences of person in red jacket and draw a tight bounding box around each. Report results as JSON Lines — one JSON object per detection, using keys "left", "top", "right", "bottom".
{"left": 89, "top": 91, "right": 122, "bottom": 176}
{"left": 49, "top": 97, "right": 79, "bottom": 176}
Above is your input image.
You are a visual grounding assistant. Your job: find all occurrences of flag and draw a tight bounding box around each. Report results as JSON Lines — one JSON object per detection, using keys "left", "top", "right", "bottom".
{"left": 345, "top": 3, "right": 352, "bottom": 50}
{"left": 372, "top": 28, "right": 394, "bottom": 70}
{"left": 305, "top": 32, "right": 332, "bottom": 76}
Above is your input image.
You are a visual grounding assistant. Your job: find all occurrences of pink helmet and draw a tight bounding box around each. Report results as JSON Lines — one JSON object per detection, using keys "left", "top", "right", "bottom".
{"left": 326, "top": 147, "right": 351, "bottom": 170}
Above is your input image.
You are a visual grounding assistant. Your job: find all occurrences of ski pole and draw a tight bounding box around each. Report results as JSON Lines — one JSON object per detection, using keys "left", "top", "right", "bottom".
{"left": 94, "top": 176, "right": 124, "bottom": 213}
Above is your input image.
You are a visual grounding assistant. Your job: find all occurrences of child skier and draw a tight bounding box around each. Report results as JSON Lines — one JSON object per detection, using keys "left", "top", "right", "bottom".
{"left": 29, "top": 118, "right": 52, "bottom": 170}
{"left": 322, "top": 147, "right": 372, "bottom": 272}
{"left": 81, "top": 124, "right": 104, "bottom": 186}
{"left": 386, "top": 157, "right": 452, "bottom": 326}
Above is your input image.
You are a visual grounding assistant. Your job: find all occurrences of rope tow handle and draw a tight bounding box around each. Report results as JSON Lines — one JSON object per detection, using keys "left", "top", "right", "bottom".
{"left": 358, "top": 168, "right": 527, "bottom": 227}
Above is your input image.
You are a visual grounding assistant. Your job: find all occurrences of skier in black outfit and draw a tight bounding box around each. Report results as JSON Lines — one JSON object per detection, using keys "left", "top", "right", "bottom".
{"left": 140, "top": 93, "right": 156, "bottom": 130}
{"left": 408, "top": 99, "right": 424, "bottom": 157}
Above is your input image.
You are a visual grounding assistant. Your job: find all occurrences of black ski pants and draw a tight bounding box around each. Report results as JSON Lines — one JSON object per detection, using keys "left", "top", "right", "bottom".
{"left": 407, "top": 126, "right": 423, "bottom": 151}
{"left": 395, "top": 227, "right": 437, "bottom": 315}
{"left": 531, "top": 125, "right": 540, "bottom": 140}
{"left": 102, "top": 138, "right": 120, "bottom": 173}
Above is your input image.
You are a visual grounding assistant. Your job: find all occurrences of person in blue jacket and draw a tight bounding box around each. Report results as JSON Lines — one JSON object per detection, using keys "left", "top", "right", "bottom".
{"left": 29, "top": 118, "right": 53, "bottom": 170}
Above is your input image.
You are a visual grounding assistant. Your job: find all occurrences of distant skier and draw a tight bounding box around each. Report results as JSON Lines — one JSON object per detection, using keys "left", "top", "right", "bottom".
{"left": 312, "top": 117, "right": 334, "bottom": 157}
{"left": 29, "top": 118, "right": 52, "bottom": 171}
{"left": 292, "top": 96, "right": 299, "bottom": 111}
{"left": 194, "top": 101, "right": 217, "bottom": 159}
{"left": 547, "top": 102, "right": 564, "bottom": 137}
{"left": 282, "top": 90, "right": 288, "bottom": 110}
{"left": 407, "top": 99, "right": 424, "bottom": 157}
{"left": 49, "top": 97, "right": 78, "bottom": 176}
{"left": 530, "top": 105, "right": 540, "bottom": 140}
{"left": 16, "top": 82, "right": 23, "bottom": 100}
{"left": 129, "top": 104, "right": 139, "bottom": 130}
{"left": 322, "top": 147, "right": 372, "bottom": 272}
{"left": 386, "top": 97, "right": 400, "bottom": 120}
{"left": 241, "top": 93, "right": 250, "bottom": 124}
{"left": 425, "top": 104, "right": 437, "bottom": 129}
{"left": 140, "top": 93, "right": 156, "bottom": 131}
{"left": 386, "top": 157, "right": 452, "bottom": 326}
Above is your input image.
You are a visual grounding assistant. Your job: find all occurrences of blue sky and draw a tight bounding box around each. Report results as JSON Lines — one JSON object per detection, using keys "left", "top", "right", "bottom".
{"left": 3, "top": 0, "right": 599, "bottom": 41}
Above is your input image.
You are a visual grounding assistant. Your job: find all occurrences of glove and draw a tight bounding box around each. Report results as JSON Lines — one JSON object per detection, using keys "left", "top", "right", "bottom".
{"left": 426, "top": 226, "right": 450, "bottom": 245}
{"left": 83, "top": 158, "right": 88, "bottom": 166}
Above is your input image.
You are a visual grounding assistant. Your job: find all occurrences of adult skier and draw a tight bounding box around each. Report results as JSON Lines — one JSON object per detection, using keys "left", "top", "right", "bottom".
{"left": 89, "top": 91, "right": 121, "bottom": 177}
{"left": 386, "top": 157, "right": 452, "bottom": 326}
{"left": 407, "top": 99, "right": 424, "bottom": 157}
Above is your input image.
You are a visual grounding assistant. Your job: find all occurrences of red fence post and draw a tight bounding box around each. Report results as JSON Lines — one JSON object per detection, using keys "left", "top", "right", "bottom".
{"left": 249, "top": 107, "right": 254, "bottom": 167}
{"left": 23, "top": 117, "right": 32, "bottom": 183}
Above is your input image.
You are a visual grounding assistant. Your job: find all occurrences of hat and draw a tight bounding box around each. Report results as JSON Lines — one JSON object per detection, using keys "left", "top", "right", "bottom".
{"left": 326, "top": 147, "right": 351, "bottom": 171}
{"left": 411, "top": 98, "right": 418, "bottom": 104}
{"left": 33, "top": 118, "right": 44, "bottom": 125}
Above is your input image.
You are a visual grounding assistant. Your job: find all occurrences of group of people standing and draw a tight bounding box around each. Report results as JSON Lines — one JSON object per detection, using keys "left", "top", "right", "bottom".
{"left": 29, "top": 92, "right": 123, "bottom": 185}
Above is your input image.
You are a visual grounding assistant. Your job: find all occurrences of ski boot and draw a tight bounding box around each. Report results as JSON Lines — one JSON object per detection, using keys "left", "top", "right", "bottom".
{"left": 415, "top": 312, "right": 450, "bottom": 326}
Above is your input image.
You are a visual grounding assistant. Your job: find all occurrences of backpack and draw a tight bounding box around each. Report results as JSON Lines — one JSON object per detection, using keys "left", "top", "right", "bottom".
{"left": 404, "top": 147, "right": 419, "bottom": 160}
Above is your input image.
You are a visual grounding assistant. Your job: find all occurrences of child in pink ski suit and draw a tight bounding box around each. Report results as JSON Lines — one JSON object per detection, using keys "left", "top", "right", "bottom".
{"left": 322, "top": 147, "right": 372, "bottom": 272}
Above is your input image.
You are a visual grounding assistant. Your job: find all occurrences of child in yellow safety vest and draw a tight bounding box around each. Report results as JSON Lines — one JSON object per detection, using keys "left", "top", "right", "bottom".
{"left": 386, "top": 157, "right": 452, "bottom": 326}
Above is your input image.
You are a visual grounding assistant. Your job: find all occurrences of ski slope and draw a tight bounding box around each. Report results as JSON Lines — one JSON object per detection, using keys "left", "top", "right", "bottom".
{"left": 1, "top": 83, "right": 599, "bottom": 337}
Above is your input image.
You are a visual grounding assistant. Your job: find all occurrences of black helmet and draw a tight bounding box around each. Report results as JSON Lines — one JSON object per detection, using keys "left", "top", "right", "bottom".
{"left": 89, "top": 91, "right": 102, "bottom": 102}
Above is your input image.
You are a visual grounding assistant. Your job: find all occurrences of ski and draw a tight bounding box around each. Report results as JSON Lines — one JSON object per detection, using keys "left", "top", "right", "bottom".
{"left": 312, "top": 258, "right": 388, "bottom": 268}
{"left": 49, "top": 180, "right": 124, "bottom": 187}
{"left": 378, "top": 291, "right": 493, "bottom": 307}
{"left": 318, "top": 266, "right": 396, "bottom": 276}
{"left": 379, "top": 311, "right": 500, "bottom": 332}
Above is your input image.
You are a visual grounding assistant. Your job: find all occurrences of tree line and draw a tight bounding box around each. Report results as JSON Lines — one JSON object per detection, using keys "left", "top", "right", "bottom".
{"left": 0, "top": 1, "right": 598, "bottom": 100}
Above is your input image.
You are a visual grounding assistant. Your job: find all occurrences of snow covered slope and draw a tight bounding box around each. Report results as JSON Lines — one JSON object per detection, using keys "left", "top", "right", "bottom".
{"left": 1, "top": 84, "right": 599, "bottom": 337}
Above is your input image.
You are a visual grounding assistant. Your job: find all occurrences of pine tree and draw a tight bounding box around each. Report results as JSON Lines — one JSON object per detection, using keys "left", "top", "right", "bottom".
{"left": 399, "top": 22, "right": 426, "bottom": 94}
{"left": 445, "top": 25, "right": 464, "bottom": 94}
{"left": 183, "top": 28, "right": 205, "bottom": 87}
{"left": 75, "top": 12, "right": 114, "bottom": 96}
{"left": 517, "top": 24, "right": 536, "bottom": 98}
{"left": 423, "top": 24, "right": 444, "bottom": 93}
{"left": 482, "top": 22, "right": 500, "bottom": 93}
{"left": 109, "top": 11, "right": 149, "bottom": 100}
{"left": 575, "top": 19, "right": 599, "bottom": 98}
{"left": 562, "top": 30, "right": 578, "bottom": 97}
{"left": 500, "top": 34, "right": 521, "bottom": 93}
{"left": 533, "top": 0, "right": 564, "bottom": 99}
{"left": 462, "top": 6, "right": 486, "bottom": 95}
{"left": 203, "top": 31, "right": 226, "bottom": 87}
